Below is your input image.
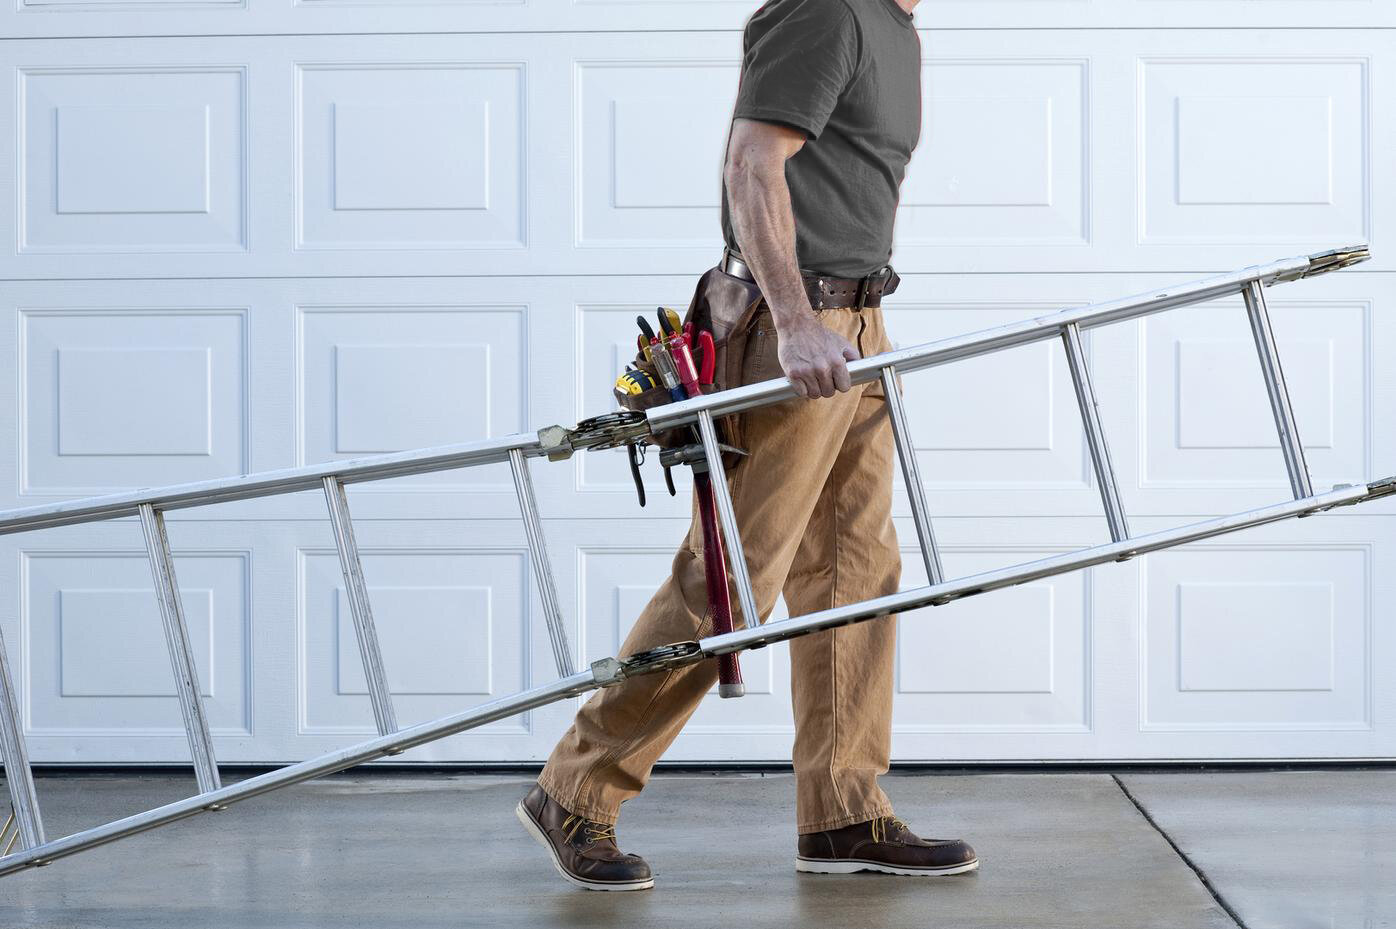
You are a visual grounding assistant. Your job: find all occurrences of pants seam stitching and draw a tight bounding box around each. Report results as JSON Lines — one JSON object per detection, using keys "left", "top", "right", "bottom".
{"left": 827, "top": 465, "right": 848, "bottom": 819}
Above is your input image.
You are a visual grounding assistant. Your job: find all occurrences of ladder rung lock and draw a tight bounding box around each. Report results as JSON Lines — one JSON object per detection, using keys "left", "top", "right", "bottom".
{"left": 0, "top": 246, "right": 1383, "bottom": 876}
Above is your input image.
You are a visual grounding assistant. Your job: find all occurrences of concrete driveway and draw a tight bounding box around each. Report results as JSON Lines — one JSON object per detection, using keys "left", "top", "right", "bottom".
{"left": 1, "top": 769, "right": 1391, "bottom": 929}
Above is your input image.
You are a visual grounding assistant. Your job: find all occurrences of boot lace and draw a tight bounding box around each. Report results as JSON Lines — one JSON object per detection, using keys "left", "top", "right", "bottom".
{"left": 871, "top": 815, "right": 909, "bottom": 844}
{"left": 561, "top": 813, "right": 617, "bottom": 846}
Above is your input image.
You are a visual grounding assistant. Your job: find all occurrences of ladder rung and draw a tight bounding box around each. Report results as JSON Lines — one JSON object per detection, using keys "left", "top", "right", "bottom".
{"left": 879, "top": 365, "right": 945, "bottom": 585}
{"left": 0, "top": 622, "right": 44, "bottom": 852}
{"left": 138, "top": 503, "right": 221, "bottom": 795}
{"left": 322, "top": 477, "right": 399, "bottom": 739}
{"left": 695, "top": 411, "right": 760, "bottom": 631}
{"left": 1060, "top": 323, "right": 1130, "bottom": 544}
{"left": 1242, "top": 280, "right": 1314, "bottom": 501}
{"left": 508, "top": 449, "right": 575, "bottom": 679}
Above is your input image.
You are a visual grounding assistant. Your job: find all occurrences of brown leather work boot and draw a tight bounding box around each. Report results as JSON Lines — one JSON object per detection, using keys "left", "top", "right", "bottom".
{"left": 796, "top": 814, "right": 979, "bottom": 876}
{"left": 515, "top": 784, "right": 654, "bottom": 891}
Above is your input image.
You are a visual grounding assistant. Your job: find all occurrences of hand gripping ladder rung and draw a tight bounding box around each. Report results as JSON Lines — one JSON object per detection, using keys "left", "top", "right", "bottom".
{"left": 0, "top": 245, "right": 1387, "bottom": 878}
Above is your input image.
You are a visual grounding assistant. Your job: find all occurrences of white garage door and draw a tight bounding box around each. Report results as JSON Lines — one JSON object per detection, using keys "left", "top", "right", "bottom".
{"left": 0, "top": 3, "right": 1391, "bottom": 765}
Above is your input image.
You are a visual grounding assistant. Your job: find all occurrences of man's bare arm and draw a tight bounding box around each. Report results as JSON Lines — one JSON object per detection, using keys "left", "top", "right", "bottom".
{"left": 723, "top": 117, "right": 860, "bottom": 399}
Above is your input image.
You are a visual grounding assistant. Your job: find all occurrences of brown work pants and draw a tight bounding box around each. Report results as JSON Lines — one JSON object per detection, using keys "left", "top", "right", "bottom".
{"left": 538, "top": 288, "right": 902, "bottom": 835}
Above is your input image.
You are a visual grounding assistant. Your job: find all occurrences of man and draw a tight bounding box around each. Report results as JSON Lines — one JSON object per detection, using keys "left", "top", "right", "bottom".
{"left": 516, "top": 0, "right": 979, "bottom": 890}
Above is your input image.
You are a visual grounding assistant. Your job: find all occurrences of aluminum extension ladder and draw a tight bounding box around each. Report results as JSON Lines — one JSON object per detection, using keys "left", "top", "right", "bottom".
{"left": 0, "top": 245, "right": 1388, "bottom": 877}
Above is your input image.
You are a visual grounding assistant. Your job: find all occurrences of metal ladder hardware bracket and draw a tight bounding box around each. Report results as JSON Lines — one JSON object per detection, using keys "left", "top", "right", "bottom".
{"left": 0, "top": 245, "right": 1385, "bottom": 877}
{"left": 1270, "top": 243, "right": 1370, "bottom": 283}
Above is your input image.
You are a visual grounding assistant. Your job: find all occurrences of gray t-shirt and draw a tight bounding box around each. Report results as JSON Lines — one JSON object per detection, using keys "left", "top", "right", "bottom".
{"left": 720, "top": 0, "right": 922, "bottom": 279}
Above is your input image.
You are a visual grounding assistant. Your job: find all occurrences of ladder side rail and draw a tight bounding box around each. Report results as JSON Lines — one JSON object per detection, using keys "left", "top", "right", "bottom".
{"left": 3, "top": 476, "right": 1386, "bottom": 877}
{"left": 508, "top": 448, "right": 575, "bottom": 678}
{"left": 648, "top": 252, "right": 1330, "bottom": 436}
{"left": 0, "top": 623, "right": 44, "bottom": 850}
{"left": 322, "top": 478, "right": 399, "bottom": 737}
{"left": 0, "top": 247, "right": 1364, "bottom": 541}
{"left": 879, "top": 366, "right": 945, "bottom": 584}
{"left": 138, "top": 504, "right": 221, "bottom": 796}
{"left": 1060, "top": 323, "right": 1131, "bottom": 543}
{"left": 1242, "top": 280, "right": 1314, "bottom": 500}
{"left": 0, "top": 432, "right": 546, "bottom": 538}
{"left": 700, "top": 481, "right": 1372, "bottom": 655}
{"left": 695, "top": 411, "right": 761, "bottom": 631}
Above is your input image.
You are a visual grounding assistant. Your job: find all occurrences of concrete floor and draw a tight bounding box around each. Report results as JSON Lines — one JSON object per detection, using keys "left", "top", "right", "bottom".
{"left": 1, "top": 770, "right": 1392, "bottom": 929}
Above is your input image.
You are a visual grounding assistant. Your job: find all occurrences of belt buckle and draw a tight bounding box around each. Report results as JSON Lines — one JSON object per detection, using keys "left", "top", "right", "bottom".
{"left": 855, "top": 265, "right": 892, "bottom": 311}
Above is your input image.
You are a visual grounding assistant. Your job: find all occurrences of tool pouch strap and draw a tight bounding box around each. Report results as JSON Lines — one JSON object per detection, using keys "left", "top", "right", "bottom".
{"left": 614, "top": 265, "right": 763, "bottom": 470}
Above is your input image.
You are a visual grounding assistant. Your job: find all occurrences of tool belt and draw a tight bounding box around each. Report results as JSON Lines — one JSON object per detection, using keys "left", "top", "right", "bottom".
{"left": 611, "top": 267, "right": 756, "bottom": 467}
{"left": 614, "top": 249, "right": 901, "bottom": 466}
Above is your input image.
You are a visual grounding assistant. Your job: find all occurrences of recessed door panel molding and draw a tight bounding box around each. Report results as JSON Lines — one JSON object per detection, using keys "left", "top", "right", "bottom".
{"left": 21, "top": 548, "right": 252, "bottom": 747}
{"left": 17, "top": 65, "right": 248, "bottom": 257}
{"left": 18, "top": 308, "right": 249, "bottom": 496}
{"left": 1141, "top": 544, "right": 1371, "bottom": 733}
{"left": 898, "top": 59, "right": 1088, "bottom": 248}
{"left": 294, "top": 303, "right": 527, "bottom": 494}
{"left": 296, "top": 62, "right": 525, "bottom": 252}
{"left": 297, "top": 546, "right": 529, "bottom": 738}
{"left": 1137, "top": 57, "right": 1368, "bottom": 248}
{"left": 894, "top": 546, "right": 1092, "bottom": 736}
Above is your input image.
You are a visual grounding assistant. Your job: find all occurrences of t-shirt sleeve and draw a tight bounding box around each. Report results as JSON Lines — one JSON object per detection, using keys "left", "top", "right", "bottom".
{"left": 731, "top": 0, "right": 861, "bottom": 141}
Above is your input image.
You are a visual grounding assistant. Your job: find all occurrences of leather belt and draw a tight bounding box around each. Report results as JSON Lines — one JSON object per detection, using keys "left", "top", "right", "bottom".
{"left": 719, "top": 246, "right": 900, "bottom": 311}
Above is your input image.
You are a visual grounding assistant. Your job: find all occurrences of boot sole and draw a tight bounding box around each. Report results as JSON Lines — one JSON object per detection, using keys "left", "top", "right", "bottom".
{"left": 515, "top": 800, "right": 655, "bottom": 892}
{"left": 796, "top": 856, "right": 980, "bottom": 877}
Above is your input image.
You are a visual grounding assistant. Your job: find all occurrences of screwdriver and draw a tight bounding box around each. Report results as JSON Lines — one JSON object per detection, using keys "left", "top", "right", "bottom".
{"left": 638, "top": 315, "right": 687, "bottom": 404}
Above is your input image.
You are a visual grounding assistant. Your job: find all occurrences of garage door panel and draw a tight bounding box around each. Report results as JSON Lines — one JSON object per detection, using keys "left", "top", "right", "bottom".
{"left": 1141, "top": 544, "right": 1371, "bottom": 733}
{"left": 1138, "top": 297, "right": 1369, "bottom": 491}
{"left": 0, "top": 15, "right": 1391, "bottom": 765}
{"left": 297, "top": 62, "right": 525, "bottom": 251}
{"left": 18, "top": 65, "right": 248, "bottom": 256}
{"left": 1138, "top": 57, "right": 1368, "bottom": 248}
{"left": 895, "top": 547, "right": 1092, "bottom": 735}
{"left": 899, "top": 58, "right": 1088, "bottom": 247}
{"left": 18, "top": 307, "right": 249, "bottom": 496}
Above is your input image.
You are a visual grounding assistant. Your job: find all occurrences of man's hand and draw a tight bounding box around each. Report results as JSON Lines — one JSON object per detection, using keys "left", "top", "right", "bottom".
{"left": 775, "top": 309, "right": 861, "bottom": 398}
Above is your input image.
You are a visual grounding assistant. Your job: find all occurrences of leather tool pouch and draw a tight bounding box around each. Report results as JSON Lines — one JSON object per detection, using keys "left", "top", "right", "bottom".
{"left": 614, "top": 265, "right": 765, "bottom": 471}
